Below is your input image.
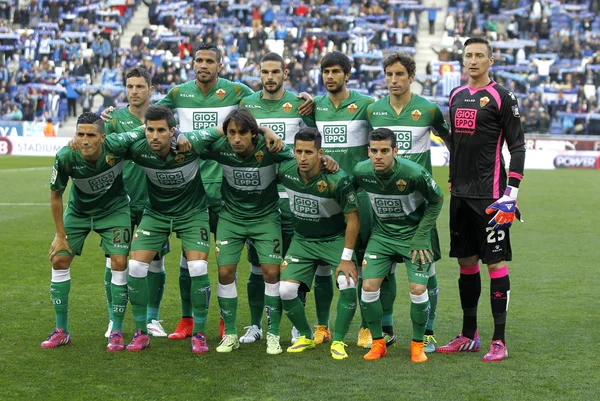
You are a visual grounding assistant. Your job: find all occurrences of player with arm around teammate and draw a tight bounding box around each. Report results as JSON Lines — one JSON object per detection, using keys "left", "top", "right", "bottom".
{"left": 354, "top": 128, "right": 443, "bottom": 362}
{"left": 279, "top": 128, "right": 360, "bottom": 360}
{"left": 42, "top": 112, "right": 143, "bottom": 352}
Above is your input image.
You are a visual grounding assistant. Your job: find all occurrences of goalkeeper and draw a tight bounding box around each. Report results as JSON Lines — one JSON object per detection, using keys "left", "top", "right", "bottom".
{"left": 434, "top": 37, "right": 526, "bottom": 362}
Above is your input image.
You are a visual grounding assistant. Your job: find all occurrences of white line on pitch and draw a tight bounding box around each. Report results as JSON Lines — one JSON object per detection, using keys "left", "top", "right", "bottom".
{"left": 0, "top": 167, "right": 49, "bottom": 172}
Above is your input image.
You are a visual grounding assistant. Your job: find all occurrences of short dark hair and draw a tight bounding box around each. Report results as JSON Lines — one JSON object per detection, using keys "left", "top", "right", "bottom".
{"left": 294, "top": 127, "right": 322, "bottom": 149}
{"left": 320, "top": 51, "right": 352, "bottom": 75}
{"left": 76, "top": 112, "right": 104, "bottom": 133}
{"left": 463, "top": 37, "right": 493, "bottom": 57}
{"left": 369, "top": 128, "right": 397, "bottom": 148}
{"left": 260, "top": 52, "right": 285, "bottom": 70}
{"left": 126, "top": 67, "right": 152, "bottom": 87}
{"left": 144, "top": 105, "right": 176, "bottom": 129}
{"left": 196, "top": 43, "right": 221, "bottom": 62}
{"left": 223, "top": 108, "right": 259, "bottom": 141}
{"left": 382, "top": 52, "right": 416, "bottom": 76}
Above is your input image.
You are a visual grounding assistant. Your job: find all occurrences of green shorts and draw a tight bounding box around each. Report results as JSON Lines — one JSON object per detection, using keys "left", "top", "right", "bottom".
{"left": 281, "top": 235, "right": 350, "bottom": 291}
{"left": 58, "top": 205, "right": 131, "bottom": 257}
{"left": 131, "top": 209, "right": 210, "bottom": 254}
{"left": 362, "top": 235, "right": 431, "bottom": 285}
{"left": 247, "top": 195, "right": 294, "bottom": 266}
{"left": 217, "top": 214, "right": 282, "bottom": 266}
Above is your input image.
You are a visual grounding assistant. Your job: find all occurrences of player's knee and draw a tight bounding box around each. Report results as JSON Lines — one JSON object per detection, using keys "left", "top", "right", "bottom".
{"left": 316, "top": 264, "right": 332, "bottom": 276}
{"left": 149, "top": 258, "right": 165, "bottom": 273}
{"left": 187, "top": 260, "right": 208, "bottom": 277}
{"left": 52, "top": 256, "right": 71, "bottom": 270}
{"left": 361, "top": 288, "right": 380, "bottom": 303}
{"left": 261, "top": 264, "right": 280, "bottom": 283}
{"left": 410, "top": 288, "right": 429, "bottom": 303}
{"left": 361, "top": 279, "right": 380, "bottom": 293}
{"left": 279, "top": 281, "right": 300, "bottom": 300}
{"left": 410, "top": 283, "right": 427, "bottom": 296}
{"left": 218, "top": 265, "right": 236, "bottom": 284}
{"left": 458, "top": 256, "right": 479, "bottom": 267}
{"left": 110, "top": 255, "right": 127, "bottom": 271}
{"left": 128, "top": 260, "right": 149, "bottom": 278}
{"left": 488, "top": 263, "right": 508, "bottom": 278}
{"left": 337, "top": 275, "right": 356, "bottom": 291}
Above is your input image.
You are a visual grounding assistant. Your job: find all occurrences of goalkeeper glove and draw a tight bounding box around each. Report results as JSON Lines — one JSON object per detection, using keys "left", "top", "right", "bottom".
{"left": 486, "top": 186, "right": 523, "bottom": 230}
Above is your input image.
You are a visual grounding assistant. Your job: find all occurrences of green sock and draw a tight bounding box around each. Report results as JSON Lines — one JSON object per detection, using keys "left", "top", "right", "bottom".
{"left": 357, "top": 277, "right": 368, "bottom": 329}
{"left": 147, "top": 271, "right": 166, "bottom": 323}
{"left": 247, "top": 272, "right": 265, "bottom": 328}
{"left": 314, "top": 274, "right": 333, "bottom": 327}
{"left": 128, "top": 275, "right": 148, "bottom": 333}
{"left": 104, "top": 266, "right": 113, "bottom": 321}
{"left": 265, "top": 282, "right": 282, "bottom": 336}
{"left": 380, "top": 272, "right": 397, "bottom": 328}
{"left": 51, "top": 280, "right": 70, "bottom": 332}
{"left": 111, "top": 283, "right": 128, "bottom": 332}
{"left": 360, "top": 290, "right": 383, "bottom": 339}
{"left": 179, "top": 265, "right": 193, "bottom": 317}
{"left": 333, "top": 288, "right": 357, "bottom": 341}
{"left": 426, "top": 274, "right": 438, "bottom": 332}
{"left": 282, "top": 296, "right": 311, "bottom": 338}
{"left": 191, "top": 274, "right": 210, "bottom": 334}
{"left": 218, "top": 282, "right": 238, "bottom": 335}
{"left": 411, "top": 300, "right": 430, "bottom": 341}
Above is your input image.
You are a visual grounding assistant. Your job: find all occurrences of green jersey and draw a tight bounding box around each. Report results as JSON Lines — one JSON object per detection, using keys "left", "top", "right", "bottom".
{"left": 278, "top": 161, "right": 358, "bottom": 242}
{"left": 104, "top": 105, "right": 148, "bottom": 209}
{"left": 157, "top": 78, "right": 254, "bottom": 185}
{"left": 240, "top": 89, "right": 316, "bottom": 199}
{"left": 203, "top": 136, "right": 294, "bottom": 219}
{"left": 50, "top": 131, "right": 145, "bottom": 216}
{"left": 240, "top": 90, "right": 316, "bottom": 145}
{"left": 314, "top": 90, "right": 374, "bottom": 174}
{"left": 352, "top": 157, "right": 443, "bottom": 249}
{"left": 127, "top": 128, "right": 222, "bottom": 216}
{"left": 367, "top": 94, "right": 449, "bottom": 173}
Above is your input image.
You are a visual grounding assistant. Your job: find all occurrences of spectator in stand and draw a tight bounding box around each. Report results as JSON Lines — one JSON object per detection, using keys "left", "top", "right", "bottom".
{"left": 428, "top": 4, "right": 438, "bottom": 35}
{"left": 44, "top": 118, "right": 56, "bottom": 137}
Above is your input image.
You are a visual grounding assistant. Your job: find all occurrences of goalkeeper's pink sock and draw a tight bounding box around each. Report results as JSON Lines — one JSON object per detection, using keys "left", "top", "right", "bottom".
{"left": 490, "top": 266, "right": 510, "bottom": 344}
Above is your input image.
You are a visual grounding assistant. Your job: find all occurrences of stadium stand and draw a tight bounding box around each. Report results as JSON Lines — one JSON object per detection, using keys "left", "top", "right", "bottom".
{"left": 1, "top": 0, "right": 598, "bottom": 135}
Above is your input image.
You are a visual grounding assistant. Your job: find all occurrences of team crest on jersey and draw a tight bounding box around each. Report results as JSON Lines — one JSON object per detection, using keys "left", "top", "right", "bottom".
{"left": 50, "top": 167, "right": 57, "bottom": 185}
{"left": 329, "top": 182, "right": 335, "bottom": 191}
{"left": 348, "top": 103, "right": 358, "bottom": 114}
{"left": 106, "top": 155, "right": 115, "bottom": 166}
{"left": 175, "top": 154, "right": 185, "bottom": 163}
{"left": 283, "top": 102, "right": 293, "bottom": 113}
{"left": 255, "top": 150, "right": 264, "bottom": 163}
{"left": 216, "top": 88, "right": 226, "bottom": 100}
{"left": 411, "top": 109, "right": 422, "bottom": 122}
{"left": 480, "top": 96, "right": 490, "bottom": 108}
{"left": 396, "top": 179, "right": 407, "bottom": 192}
{"left": 317, "top": 180, "right": 327, "bottom": 192}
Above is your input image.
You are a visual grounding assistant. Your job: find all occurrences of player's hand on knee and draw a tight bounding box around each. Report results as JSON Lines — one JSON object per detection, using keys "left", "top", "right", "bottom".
{"left": 410, "top": 249, "right": 432, "bottom": 265}
{"left": 320, "top": 155, "right": 339, "bottom": 173}
{"left": 49, "top": 233, "right": 72, "bottom": 260}
{"left": 100, "top": 106, "right": 115, "bottom": 122}
{"left": 335, "top": 260, "right": 358, "bottom": 286}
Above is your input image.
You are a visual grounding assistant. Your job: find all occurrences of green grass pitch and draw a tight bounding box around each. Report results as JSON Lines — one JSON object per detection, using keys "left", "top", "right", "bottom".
{"left": 0, "top": 155, "right": 598, "bottom": 401}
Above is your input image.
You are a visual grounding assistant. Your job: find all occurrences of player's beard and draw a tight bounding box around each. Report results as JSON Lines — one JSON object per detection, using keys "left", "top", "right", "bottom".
{"left": 263, "top": 80, "right": 283, "bottom": 94}
{"left": 196, "top": 70, "right": 216, "bottom": 84}
{"left": 326, "top": 81, "right": 345, "bottom": 94}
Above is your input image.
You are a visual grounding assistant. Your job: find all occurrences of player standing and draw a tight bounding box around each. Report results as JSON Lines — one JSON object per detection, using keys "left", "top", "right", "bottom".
{"left": 435, "top": 37, "right": 525, "bottom": 362}
{"left": 42, "top": 113, "right": 140, "bottom": 351}
{"left": 103, "top": 67, "right": 169, "bottom": 338}
{"left": 367, "top": 52, "right": 450, "bottom": 352}
{"left": 313, "top": 51, "right": 374, "bottom": 346}
{"left": 238, "top": 52, "right": 317, "bottom": 344}
{"left": 354, "top": 128, "right": 443, "bottom": 362}
{"left": 202, "top": 108, "right": 292, "bottom": 355}
{"left": 279, "top": 128, "right": 360, "bottom": 360}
